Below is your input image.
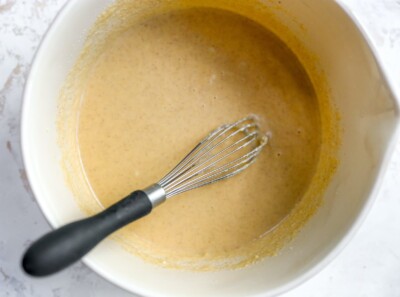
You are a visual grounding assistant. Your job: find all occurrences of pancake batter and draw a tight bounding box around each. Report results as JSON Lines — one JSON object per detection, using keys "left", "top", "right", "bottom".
{"left": 59, "top": 4, "right": 338, "bottom": 270}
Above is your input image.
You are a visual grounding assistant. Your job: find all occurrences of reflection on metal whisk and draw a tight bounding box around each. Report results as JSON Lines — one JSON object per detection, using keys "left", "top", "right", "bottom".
{"left": 22, "top": 115, "right": 269, "bottom": 277}
{"left": 144, "top": 115, "right": 269, "bottom": 205}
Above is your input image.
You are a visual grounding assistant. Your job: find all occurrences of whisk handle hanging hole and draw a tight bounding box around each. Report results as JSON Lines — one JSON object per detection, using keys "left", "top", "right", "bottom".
{"left": 22, "top": 191, "right": 152, "bottom": 277}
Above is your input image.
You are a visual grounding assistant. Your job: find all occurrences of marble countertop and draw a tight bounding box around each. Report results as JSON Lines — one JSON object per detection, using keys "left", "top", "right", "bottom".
{"left": 1, "top": 0, "right": 399, "bottom": 296}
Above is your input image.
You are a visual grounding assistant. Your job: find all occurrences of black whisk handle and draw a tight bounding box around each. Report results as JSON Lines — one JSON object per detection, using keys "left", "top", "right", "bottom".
{"left": 22, "top": 190, "right": 152, "bottom": 277}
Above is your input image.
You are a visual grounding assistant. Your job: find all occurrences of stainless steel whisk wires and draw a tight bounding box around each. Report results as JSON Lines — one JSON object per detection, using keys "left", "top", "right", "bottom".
{"left": 144, "top": 115, "right": 269, "bottom": 206}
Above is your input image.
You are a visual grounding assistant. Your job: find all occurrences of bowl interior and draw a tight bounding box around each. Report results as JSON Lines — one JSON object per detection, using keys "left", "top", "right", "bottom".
{"left": 22, "top": 0, "right": 400, "bottom": 296}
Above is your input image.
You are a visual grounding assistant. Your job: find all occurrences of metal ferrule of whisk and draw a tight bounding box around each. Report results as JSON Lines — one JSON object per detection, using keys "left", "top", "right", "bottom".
{"left": 144, "top": 115, "right": 269, "bottom": 207}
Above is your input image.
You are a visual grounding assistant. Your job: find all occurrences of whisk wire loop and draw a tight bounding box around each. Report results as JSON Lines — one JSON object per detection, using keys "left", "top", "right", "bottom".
{"left": 158, "top": 115, "right": 268, "bottom": 198}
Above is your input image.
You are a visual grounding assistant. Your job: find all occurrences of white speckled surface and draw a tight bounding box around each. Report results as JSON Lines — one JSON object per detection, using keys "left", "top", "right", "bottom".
{"left": 0, "top": 0, "right": 399, "bottom": 296}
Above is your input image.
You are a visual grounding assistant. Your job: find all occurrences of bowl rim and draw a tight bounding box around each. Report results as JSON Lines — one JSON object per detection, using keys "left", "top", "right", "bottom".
{"left": 20, "top": 0, "right": 400, "bottom": 296}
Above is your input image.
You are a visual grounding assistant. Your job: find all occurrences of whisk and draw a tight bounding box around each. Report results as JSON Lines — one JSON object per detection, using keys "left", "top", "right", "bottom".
{"left": 22, "top": 115, "right": 268, "bottom": 276}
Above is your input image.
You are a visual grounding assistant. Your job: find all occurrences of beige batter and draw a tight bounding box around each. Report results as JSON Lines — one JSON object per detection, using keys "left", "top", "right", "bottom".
{"left": 58, "top": 0, "right": 339, "bottom": 270}
{"left": 78, "top": 8, "right": 320, "bottom": 263}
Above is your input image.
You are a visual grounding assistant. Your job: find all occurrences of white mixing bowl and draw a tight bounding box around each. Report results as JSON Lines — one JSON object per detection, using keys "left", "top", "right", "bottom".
{"left": 21, "top": 0, "right": 400, "bottom": 296}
